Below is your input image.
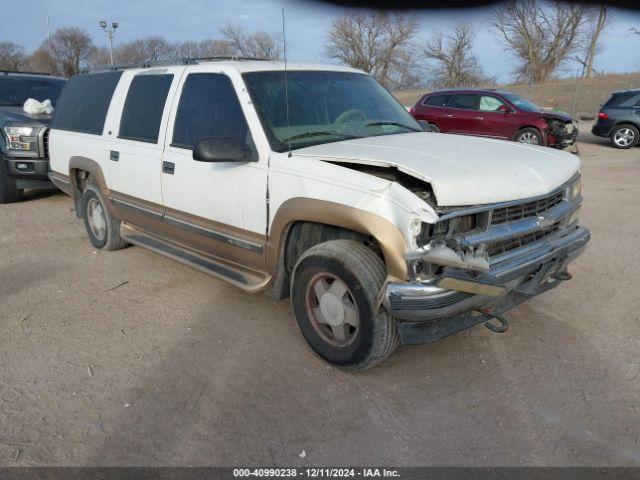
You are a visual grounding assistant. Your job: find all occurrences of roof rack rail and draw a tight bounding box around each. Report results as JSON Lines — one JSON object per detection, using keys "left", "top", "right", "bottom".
{"left": 0, "top": 70, "right": 51, "bottom": 76}
{"left": 91, "top": 56, "right": 271, "bottom": 73}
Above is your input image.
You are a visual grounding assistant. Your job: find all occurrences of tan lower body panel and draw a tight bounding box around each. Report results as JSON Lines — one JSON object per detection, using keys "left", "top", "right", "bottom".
{"left": 120, "top": 223, "right": 272, "bottom": 292}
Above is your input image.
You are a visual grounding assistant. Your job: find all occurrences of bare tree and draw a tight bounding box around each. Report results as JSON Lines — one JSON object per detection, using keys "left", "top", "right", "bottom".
{"left": 422, "top": 22, "right": 485, "bottom": 87}
{"left": 574, "top": 5, "right": 611, "bottom": 77}
{"left": 220, "top": 25, "right": 282, "bottom": 60}
{"left": 45, "top": 27, "right": 95, "bottom": 76}
{"left": 114, "top": 36, "right": 174, "bottom": 64}
{"left": 325, "top": 11, "right": 419, "bottom": 88}
{"left": 172, "top": 39, "right": 234, "bottom": 59}
{"left": 632, "top": 27, "right": 640, "bottom": 35}
{"left": 491, "top": 1, "right": 589, "bottom": 83}
{"left": 0, "top": 42, "right": 27, "bottom": 71}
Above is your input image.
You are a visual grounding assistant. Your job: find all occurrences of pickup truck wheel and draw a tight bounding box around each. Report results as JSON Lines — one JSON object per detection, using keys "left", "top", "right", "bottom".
{"left": 610, "top": 124, "right": 639, "bottom": 149}
{"left": 81, "top": 183, "right": 128, "bottom": 251}
{"left": 291, "top": 239, "right": 398, "bottom": 371}
{"left": 0, "top": 155, "right": 23, "bottom": 204}
{"left": 515, "top": 127, "right": 542, "bottom": 145}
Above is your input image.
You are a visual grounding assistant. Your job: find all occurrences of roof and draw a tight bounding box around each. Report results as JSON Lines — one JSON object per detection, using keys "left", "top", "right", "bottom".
{"left": 0, "top": 70, "right": 64, "bottom": 80}
{"left": 427, "top": 87, "right": 519, "bottom": 96}
{"left": 91, "top": 57, "right": 363, "bottom": 75}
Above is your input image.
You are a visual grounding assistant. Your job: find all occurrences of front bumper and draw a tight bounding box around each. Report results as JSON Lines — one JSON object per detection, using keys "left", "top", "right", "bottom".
{"left": 3, "top": 155, "right": 53, "bottom": 189}
{"left": 384, "top": 219, "right": 590, "bottom": 344}
{"left": 549, "top": 127, "right": 579, "bottom": 148}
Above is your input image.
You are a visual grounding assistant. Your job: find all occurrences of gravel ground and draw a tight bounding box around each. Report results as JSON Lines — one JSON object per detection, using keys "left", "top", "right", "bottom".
{"left": 0, "top": 125, "right": 638, "bottom": 466}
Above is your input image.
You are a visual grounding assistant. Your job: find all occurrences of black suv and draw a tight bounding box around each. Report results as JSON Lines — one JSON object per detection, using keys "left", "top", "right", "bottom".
{"left": 0, "top": 71, "right": 66, "bottom": 203}
{"left": 592, "top": 89, "right": 640, "bottom": 149}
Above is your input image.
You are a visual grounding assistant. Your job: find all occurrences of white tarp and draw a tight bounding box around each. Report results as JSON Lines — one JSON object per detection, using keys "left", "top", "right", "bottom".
{"left": 23, "top": 98, "right": 54, "bottom": 115}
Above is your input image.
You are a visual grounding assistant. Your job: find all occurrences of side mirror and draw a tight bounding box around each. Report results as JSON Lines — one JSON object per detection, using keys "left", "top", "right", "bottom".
{"left": 193, "top": 137, "right": 251, "bottom": 163}
{"left": 498, "top": 105, "right": 510, "bottom": 113}
{"left": 418, "top": 120, "right": 433, "bottom": 132}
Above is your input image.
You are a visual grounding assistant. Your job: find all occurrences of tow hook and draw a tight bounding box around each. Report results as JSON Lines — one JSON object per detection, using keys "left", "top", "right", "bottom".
{"left": 476, "top": 308, "right": 509, "bottom": 333}
{"left": 551, "top": 270, "right": 572, "bottom": 281}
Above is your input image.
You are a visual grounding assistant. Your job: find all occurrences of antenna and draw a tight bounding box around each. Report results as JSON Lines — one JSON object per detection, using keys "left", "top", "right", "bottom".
{"left": 282, "top": 8, "right": 292, "bottom": 158}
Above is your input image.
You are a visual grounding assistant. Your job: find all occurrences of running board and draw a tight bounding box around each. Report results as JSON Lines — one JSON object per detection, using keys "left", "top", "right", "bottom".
{"left": 120, "top": 223, "right": 272, "bottom": 293}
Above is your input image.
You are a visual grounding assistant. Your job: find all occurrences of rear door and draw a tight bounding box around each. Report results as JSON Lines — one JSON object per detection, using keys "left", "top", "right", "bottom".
{"left": 105, "top": 67, "right": 184, "bottom": 236}
{"left": 440, "top": 93, "right": 482, "bottom": 134}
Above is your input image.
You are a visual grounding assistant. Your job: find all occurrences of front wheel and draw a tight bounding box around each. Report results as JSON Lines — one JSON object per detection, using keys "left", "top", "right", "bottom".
{"left": 0, "top": 156, "right": 23, "bottom": 204}
{"left": 515, "top": 127, "right": 543, "bottom": 145}
{"left": 291, "top": 240, "right": 399, "bottom": 371}
{"left": 610, "top": 124, "right": 639, "bottom": 149}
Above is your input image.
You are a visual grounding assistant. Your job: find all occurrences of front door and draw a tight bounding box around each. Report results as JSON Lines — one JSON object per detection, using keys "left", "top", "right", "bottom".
{"left": 160, "top": 72, "right": 268, "bottom": 271}
{"left": 106, "top": 67, "right": 184, "bottom": 235}
{"left": 477, "top": 95, "right": 514, "bottom": 139}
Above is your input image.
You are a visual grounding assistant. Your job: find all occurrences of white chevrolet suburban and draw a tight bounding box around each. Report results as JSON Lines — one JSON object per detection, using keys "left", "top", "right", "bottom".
{"left": 48, "top": 58, "right": 589, "bottom": 370}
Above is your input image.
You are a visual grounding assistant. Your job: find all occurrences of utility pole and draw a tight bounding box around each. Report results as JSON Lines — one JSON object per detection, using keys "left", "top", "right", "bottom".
{"left": 99, "top": 21, "right": 118, "bottom": 65}
{"left": 46, "top": 16, "right": 51, "bottom": 55}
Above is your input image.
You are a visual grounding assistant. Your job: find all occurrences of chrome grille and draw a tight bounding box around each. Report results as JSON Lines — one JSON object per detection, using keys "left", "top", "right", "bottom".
{"left": 491, "top": 191, "right": 564, "bottom": 225}
{"left": 487, "top": 225, "right": 559, "bottom": 257}
{"left": 43, "top": 128, "right": 50, "bottom": 158}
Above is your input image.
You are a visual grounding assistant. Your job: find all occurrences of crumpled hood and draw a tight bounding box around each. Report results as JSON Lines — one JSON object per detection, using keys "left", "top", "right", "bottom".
{"left": 541, "top": 110, "right": 574, "bottom": 123}
{"left": 0, "top": 106, "right": 52, "bottom": 126}
{"left": 294, "top": 133, "right": 580, "bottom": 207}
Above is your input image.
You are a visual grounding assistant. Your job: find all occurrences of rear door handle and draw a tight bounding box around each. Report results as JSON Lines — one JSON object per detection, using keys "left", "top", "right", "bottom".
{"left": 110, "top": 150, "right": 119, "bottom": 161}
{"left": 446, "top": 114, "right": 453, "bottom": 118}
{"left": 475, "top": 116, "right": 484, "bottom": 120}
{"left": 162, "top": 161, "right": 175, "bottom": 175}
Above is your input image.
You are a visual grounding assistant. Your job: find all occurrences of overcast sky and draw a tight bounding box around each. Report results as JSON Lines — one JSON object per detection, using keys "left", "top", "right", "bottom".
{"left": 5, "top": 0, "right": 640, "bottom": 82}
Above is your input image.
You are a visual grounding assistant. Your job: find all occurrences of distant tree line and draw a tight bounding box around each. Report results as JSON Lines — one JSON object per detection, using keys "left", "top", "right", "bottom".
{"left": 0, "top": 1, "right": 614, "bottom": 89}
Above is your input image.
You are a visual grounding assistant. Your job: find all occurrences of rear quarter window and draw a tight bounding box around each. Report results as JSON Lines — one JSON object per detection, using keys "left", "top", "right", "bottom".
{"left": 422, "top": 94, "right": 452, "bottom": 107}
{"left": 51, "top": 71, "right": 122, "bottom": 135}
{"left": 119, "top": 74, "right": 173, "bottom": 143}
{"left": 604, "top": 92, "right": 640, "bottom": 108}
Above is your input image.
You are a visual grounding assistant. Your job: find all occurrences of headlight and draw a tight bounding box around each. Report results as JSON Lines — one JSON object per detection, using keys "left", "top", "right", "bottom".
{"left": 569, "top": 176, "right": 581, "bottom": 200}
{"left": 2, "top": 126, "right": 39, "bottom": 154}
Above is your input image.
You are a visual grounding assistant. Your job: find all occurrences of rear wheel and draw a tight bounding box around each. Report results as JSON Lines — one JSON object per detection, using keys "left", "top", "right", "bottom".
{"left": 291, "top": 240, "right": 399, "bottom": 371}
{"left": 81, "top": 182, "right": 128, "bottom": 251}
{"left": 515, "top": 127, "right": 543, "bottom": 145}
{"left": 429, "top": 123, "right": 441, "bottom": 133}
{"left": 610, "top": 124, "right": 639, "bottom": 149}
{"left": 0, "top": 156, "right": 23, "bottom": 204}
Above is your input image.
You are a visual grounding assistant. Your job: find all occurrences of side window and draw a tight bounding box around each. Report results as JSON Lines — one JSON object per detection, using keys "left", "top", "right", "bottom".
{"left": 119, "top": 74, "right": 173, "bottom": 143}
{"left": 449, "top": 94, "right": 479, "bottom": 110}
{"left": 52, "top": 71, "right": 122, "bottom": 135}
{"left": 422, "top": 94, "right": 451, "bottom": 107}
{"left": 172, "top": 73, "right": 250, "bottom": 150}
{"left": 479, "top": 95, "right": 507, "bottom": 112}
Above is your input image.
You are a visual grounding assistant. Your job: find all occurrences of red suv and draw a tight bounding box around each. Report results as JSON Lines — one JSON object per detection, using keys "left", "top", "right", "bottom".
{"left": 409, "top": 88, "right": 578, "bottom": 149}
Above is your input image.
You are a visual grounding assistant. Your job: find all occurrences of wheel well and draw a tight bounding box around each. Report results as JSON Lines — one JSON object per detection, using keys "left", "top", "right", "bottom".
{"left": 70, "top": 169, "right": 93, "bottom": 218}
{"left": 271, "top": 221, "right": 384, "bottom": 301}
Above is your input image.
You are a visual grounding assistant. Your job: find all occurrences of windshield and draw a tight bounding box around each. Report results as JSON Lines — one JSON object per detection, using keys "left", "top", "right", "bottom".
{"left": 243, "top": 71, "right": 421, "bottom": 152}
{"left": 501, "top": 93, "right": 541, "bottom": 113}
{"left": 0, "top": 77, "right": 66, "bottom": 107}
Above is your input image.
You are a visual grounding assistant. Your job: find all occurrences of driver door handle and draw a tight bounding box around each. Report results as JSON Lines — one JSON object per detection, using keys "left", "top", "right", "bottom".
{"left": 475, "top": 116, "right": 484, "bottom": 120}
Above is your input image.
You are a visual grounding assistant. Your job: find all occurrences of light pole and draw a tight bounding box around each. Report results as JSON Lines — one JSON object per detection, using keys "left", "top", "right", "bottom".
{"left": 99, "top": 21, "right": 118, "bottom": 65}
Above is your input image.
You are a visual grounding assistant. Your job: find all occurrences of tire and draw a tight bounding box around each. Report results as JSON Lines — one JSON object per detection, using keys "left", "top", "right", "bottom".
{"left": 81, "top": 181, "right": 129, "bottom": 251}
{"left": 610, "top": 124, "right": 639, "bottom": 149}
{"left": 291, "top": 239, "right": 399, "bottom": 371}
{"left": 515, "top": 127, "right": 543, "bottom": 146}
{"left": 0, "top": 155, "right": 23, "bottom": 204}
{"left": 429, "top": 123, "right": 441, "bottom": 133}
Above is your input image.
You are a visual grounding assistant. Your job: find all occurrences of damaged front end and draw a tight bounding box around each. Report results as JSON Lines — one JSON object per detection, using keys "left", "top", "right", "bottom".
{"left": 383, "top": 174, "right": 590, "bottom": 345}
{"left": 546, "top": 117, "right": 579, "bottom": 149}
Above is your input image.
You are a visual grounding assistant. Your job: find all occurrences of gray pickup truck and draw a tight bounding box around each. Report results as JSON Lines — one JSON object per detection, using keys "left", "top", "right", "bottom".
{"left": 0, "top": 71, "right": 66, "bottom": 203}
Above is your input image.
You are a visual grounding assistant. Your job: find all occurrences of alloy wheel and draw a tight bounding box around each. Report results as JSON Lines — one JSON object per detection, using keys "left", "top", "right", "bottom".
{"left": 305, "top": 272, "right": 360, "bottom": 347}
{"left": 86, "top": 197, "right": 107, "bottom": 242}
{"left": 614, "top": 128, "right": 635, "bottom": 147}
{"left": 517, "top": 132, "right": 540, "bottom": 145}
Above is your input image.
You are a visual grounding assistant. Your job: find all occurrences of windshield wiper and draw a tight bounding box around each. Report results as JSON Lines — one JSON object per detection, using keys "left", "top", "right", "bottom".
{"left": 364, "top": 121, "right": 421, "bottom": 132}
{"left": 281, "top": 130, "right": 361, "bottom": 143}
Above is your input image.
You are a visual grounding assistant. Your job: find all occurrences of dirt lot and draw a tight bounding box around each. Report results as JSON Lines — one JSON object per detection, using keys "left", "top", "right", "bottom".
{"left": 0, "top": 125, "right": 639, "bottom": 467}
